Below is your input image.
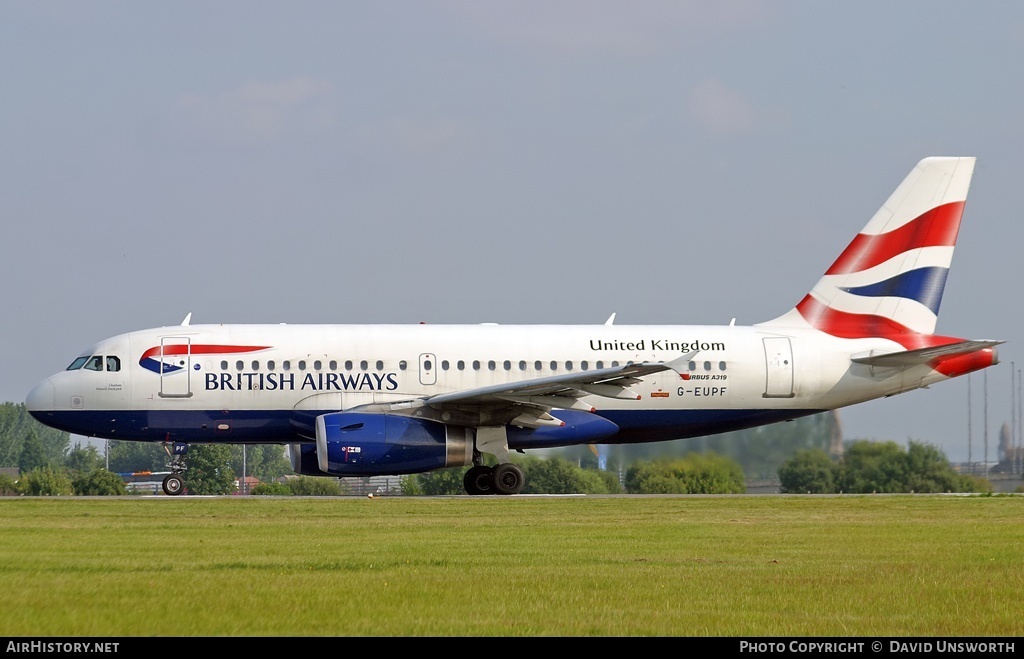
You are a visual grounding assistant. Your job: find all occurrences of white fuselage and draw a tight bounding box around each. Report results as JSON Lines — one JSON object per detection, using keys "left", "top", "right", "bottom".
{"left": 26, "top": 322, "right": 942, "bottom": 448}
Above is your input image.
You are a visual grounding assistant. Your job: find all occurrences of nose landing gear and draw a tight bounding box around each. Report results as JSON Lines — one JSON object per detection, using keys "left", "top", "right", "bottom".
{"left": 161, "top": 440, "right": 188, "bottom": 496}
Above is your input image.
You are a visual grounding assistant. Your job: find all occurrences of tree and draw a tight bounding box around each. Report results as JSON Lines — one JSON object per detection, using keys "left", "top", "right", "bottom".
{"left": 18, "top": 429, "right": 49, "bottom": 473}
{"left": 778, "top": 448, "right": 836, "bottom": 493}
{"left": 184, "top": 445, "right": 236, "bottom": 495}
{"left": 66, "top": 444, "right": 105, "bottom": 474}
{"left": 106, "top": 441, "right": 168, "bottom": 474}
{"left": 0, "top": 402, "right": 71, "bottom": 468}
{"left": 73, "top": 469, "right": 127, "bottom": 496}
{"left": 229, "top": 445, "right": 291, "bottom": 483}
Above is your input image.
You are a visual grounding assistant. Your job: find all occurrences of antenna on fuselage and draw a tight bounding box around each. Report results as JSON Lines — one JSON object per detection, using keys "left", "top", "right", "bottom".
{"left": 181, "top": 312, "right": 192, "bottom": 327}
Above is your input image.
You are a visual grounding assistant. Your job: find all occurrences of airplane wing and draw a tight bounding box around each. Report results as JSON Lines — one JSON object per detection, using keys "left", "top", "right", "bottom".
{"left": 851, "top": 339, "right": 1003, "bottom": 368}
{"left": 359, "top": 352, "right": 697, "bottom": 428}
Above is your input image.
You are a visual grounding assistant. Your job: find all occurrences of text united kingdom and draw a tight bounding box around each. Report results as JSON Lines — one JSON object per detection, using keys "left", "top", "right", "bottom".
{"left": 589, "top": 338, "right": 725, "bottom": 353}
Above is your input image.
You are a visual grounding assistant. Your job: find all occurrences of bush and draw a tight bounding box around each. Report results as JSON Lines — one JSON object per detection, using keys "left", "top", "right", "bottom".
{"left": 20, "top": 467, "right": 74, "bottom": 496}
{"left": 779, "top": 448, "right": 836, "bottom": 493}
{"left": 251, "top": 481, "right": 293, "bottom": 495}
{"left": 625, "top": 453, "right": 745, "bottom": 494}
{"left": 72, "top": 469, "right": 127, "bottom": 496}
{"left": 286, "top": 476, "right": 343, "bottom": 496}
{"left": 0, "top": 473, "right": 21, "bottom": 496}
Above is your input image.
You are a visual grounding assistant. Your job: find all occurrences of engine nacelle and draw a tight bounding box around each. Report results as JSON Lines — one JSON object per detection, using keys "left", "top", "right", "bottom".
{"left": 314, "top": 412, "right": 473, "bottom": 476}
{"left": 287, "top": 443, "right": 327, "bottom": 477}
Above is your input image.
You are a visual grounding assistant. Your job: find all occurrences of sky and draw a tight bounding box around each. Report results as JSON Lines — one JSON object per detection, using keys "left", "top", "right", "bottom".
{"left": 3, "top": 1, "right": 1023, "bottom": 464}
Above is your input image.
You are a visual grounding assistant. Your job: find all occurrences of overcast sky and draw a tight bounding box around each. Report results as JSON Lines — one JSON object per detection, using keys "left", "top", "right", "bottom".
{"left": 3, "top": 2, "right": 1023, "bottom": 463}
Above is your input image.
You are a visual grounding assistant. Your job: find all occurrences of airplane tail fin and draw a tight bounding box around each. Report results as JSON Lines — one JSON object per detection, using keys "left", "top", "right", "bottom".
{"left": 759, "top": 156, "right": 976, "bottom": 341}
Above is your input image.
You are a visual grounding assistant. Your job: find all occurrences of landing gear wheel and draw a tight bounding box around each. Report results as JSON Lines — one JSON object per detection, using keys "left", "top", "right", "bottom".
{"left": 492, "top": 463, "right": 525, "bottom": 495}
{"left": 464, "top": 465, "right": 494, "bottom": 495}
{"left": 162, "top": 474, "right": 184, "bottom": 496}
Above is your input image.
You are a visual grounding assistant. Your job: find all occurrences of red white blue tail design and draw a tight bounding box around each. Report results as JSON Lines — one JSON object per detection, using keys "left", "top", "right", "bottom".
{"left": 761, "top": 157, "right": 976, "bottom": 349}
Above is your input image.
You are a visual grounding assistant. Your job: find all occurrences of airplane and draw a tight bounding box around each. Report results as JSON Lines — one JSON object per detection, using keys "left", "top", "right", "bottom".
{"left": 26, "top": 156, "right": 1002, "bottom": 496}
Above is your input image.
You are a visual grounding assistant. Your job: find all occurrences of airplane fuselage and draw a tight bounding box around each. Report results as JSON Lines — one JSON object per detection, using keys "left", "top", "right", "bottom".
{"left": 26, "top": 322, "right": 955, "bottom": 449}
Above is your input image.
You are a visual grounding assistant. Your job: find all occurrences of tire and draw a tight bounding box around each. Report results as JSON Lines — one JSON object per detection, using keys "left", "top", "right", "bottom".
{"left": 491, "top": 463, "right": 525, "bottom": 495}
{"left": 463, "top": 465, "right": 494, "bottom": 495}
{"left": 162, "top": 474, "right": 184, "bottom": 496}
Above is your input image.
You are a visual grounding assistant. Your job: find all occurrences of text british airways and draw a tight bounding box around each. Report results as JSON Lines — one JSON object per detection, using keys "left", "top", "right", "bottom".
{"left": 205, "top": 371, "right": 399, "bottom": 391}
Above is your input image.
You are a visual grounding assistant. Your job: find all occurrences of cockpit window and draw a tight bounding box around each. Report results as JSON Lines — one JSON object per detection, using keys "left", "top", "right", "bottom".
{"left": 67, "top": 357, "right": 90, "bottom": 371}
{"left": 84, "top": 356, "right": 103, "bottom": 371}
{"left": 106, "top": 356, "right": 121, "bottom": 372}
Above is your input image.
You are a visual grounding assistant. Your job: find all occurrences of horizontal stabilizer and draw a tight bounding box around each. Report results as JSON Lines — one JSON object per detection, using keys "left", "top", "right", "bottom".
{"left": 851, "top": 339, "right": 1003, "bottom": 368}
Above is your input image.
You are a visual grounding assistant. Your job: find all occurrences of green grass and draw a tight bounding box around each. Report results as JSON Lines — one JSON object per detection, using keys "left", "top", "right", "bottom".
{"left": 0, "top": 494, "right": 1021, "bottom": 636}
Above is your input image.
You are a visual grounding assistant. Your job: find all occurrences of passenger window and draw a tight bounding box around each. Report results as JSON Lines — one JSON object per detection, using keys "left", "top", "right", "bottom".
{"left": 376, "top": 360, "right": 383, "bottom": 370}
{"left": 457, "top": 360, "right": 465, "bottom": 371}
{"left": 441, "top": 360, "right": 449, "bottom": 370}
{"left": 236, "top": 360, "right": 244, "bottom": 371}
{"left": 252, "top": 360, "right": 260, "bottom": 371}
{"left": 519, "top": 360, "right": 527, "bottom": 371}
{"left": 719, "top": 361, "right": 727, "bottom": 371}
{"left": 399, "top": 360, "right": 407, "bottom": 370}
{"left": 581, "top": 361, "right": 589, "bottom": 371}
{"left": 84, "top": 356, "right": 103, "bottom": 371}
{"left": 106, "top": 356, "right": 121, "bottom": 372}
{"left": 503, "top": 360, "right": 511, "bottom": 371}
{"left": 360, "top": 360, "right": 368, "bottom": 371}
{"left": 424, "top": 360, "right": 432, "bottom": 371}
{"left": 314, "top": 360, "right": 322, "bottom": 370}
{"left": 473, "top": 360, "right": 481, "bottom": 370}
{"left": 221, "top": 360, "right": 228, "bottom": 370}
{"left": 488, "top": 360, "right": 496, "bottom": 371}
{"left": 298, "top": 360, "right": 306, "bottom": 371}
{"left": 67, "top": 357, "right": 89, "bottom": 371}
{"left": 329, "top": 360, "right": 337, "bottom": 370}
{"left": 565, "top": 361, "right": 573, "bottom": 371}
{"left": 704, "top": 361, "right": 712, "bottom": 371}
{"left": 534, "top": 361, "right": 542, "bottom": 371}
{"left": 550, "top": 361, "right": 558, "bottom": 371}
{"left": 345, "top": 360, "right": 353, "bottom": 370}
{"left": 268, "top": 360, "right": 276, "bottom": 371}
{"left": 283, "top": 361, "right": 291, "bottom": 371}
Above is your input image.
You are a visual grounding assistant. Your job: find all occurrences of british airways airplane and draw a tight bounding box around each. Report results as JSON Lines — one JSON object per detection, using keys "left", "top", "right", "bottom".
{"left": 26, "top": 157, "right": 1001, "bottom": 496}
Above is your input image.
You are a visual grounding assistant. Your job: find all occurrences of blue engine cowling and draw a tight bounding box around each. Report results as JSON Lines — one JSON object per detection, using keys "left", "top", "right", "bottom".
{"left": 313, "top": 412, "right": 474, "bottom": 476}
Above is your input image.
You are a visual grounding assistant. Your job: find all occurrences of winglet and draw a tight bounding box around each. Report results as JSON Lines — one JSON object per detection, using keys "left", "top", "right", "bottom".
{"left": 181, "top": 313, "right": 192, "bottom": 327}
{"left": 605, "top": 313, "right": 616, "bottom": 326}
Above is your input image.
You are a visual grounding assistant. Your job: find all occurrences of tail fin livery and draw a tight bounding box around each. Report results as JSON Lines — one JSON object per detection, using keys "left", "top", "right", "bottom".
{"left": 760, "top": 156, "right": 976, "bottom": 349}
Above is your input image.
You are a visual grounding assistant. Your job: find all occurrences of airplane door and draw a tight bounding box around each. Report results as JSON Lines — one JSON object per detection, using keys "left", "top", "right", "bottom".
{"left": 419, "top": 353, "right": 436, "bottom": 386}
{"left": 762, "top": 337, "right": 795, "bottom": 398}
{"left": 159, "top": 336, "right": 192, "bottom": 398}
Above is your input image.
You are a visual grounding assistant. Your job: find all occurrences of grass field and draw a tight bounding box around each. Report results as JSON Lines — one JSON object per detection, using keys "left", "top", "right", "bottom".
{"left": 0, "top": 494, "right": 1021, "bottom": 637}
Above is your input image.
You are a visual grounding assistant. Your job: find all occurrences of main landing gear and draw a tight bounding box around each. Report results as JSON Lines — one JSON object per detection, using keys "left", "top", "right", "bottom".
{"left": 463, "top": 462, "right": 525, "bottom": 495}
{"left": 161, "top": 440, "right": 188, "bottom": 496}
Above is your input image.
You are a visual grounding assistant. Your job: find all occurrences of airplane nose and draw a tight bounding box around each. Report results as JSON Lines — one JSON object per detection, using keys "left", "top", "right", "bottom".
{"left": 26, "top": 378, "right": 55, "bottom": 414}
